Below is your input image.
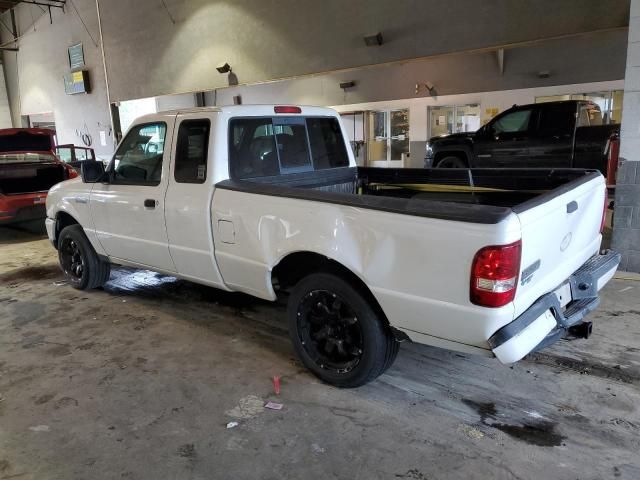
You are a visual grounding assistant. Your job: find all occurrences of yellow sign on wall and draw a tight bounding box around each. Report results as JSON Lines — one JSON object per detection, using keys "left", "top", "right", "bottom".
{"left": 485, "top": 107, "right": 499, "bottom": 118}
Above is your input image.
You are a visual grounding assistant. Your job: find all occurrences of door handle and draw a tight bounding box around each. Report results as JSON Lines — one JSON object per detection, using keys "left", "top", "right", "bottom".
{"left": 144, "top": 199, "right": 157, "bottom": 209}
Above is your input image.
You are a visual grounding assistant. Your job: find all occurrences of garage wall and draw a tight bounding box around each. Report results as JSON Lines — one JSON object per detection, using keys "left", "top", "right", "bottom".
{"left": 0, "top": 63, "right": 11, "bottom": 128}
{"left": 211, "top": 29, "right": 627, "bottom": 108}
{"left": 0, "top": 2, "right": 114, "bottom": 159}
{"left": 98, "top": 0, "right": 630, "bottom": 102}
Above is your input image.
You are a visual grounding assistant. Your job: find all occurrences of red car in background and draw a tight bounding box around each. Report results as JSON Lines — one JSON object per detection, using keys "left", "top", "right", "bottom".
{"left": 0, "top": 128, "right": 78, "bottom": 225}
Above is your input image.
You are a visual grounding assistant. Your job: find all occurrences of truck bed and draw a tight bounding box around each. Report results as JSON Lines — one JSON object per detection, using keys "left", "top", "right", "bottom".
{"left": 216, "top": 167, "right": 599, "bottom": 224}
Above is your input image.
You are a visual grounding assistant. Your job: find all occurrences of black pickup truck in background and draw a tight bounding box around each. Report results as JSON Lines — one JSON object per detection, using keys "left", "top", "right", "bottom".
{"left": 425, "top": 100, "right": 620, "bottom": 185}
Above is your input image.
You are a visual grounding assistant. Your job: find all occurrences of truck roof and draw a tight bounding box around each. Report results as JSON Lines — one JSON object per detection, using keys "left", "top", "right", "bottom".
{"left": 136, "top": 105, "right": 340, "bottom": 123}
{"left": 510, "top": 99, "right": 597, "bottom": 110}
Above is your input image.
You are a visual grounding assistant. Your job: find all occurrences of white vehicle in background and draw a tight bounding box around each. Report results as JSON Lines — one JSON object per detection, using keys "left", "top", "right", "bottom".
{"left": 45, "top": 105, "right": 620, "bottom": 387}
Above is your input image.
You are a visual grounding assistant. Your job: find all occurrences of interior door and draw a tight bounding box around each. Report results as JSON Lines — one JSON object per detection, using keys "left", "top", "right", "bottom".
{"left": 528, "top": 103, "right": 574, "bottom": 167}
{"left": 367, "top": 110, "right": 408, "bottom": 167}
{"left": 368, "top": 111, "right": 388, "bottom": 167}
{"left": 389, "top": 109, "right": 409, "bottom": 168}
{"left": 90, "top": 120, "right": 176, "bottom": 272}
{"left": 474, "top": 107, "right": 533, "bottom": 167}
{"left": 164, "top": 114, "right": 225, "bottom": 286}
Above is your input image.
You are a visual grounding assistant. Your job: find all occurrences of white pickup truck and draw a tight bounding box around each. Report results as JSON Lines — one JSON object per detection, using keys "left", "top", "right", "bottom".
{"left": 45, "top": 105, "right": 620, "bottom": 387}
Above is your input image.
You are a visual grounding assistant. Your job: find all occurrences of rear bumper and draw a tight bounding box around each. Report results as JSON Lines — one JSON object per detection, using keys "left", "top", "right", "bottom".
{"left": 488, "top": 250, "right": 621, "bottom": 364}
{"left": 0, "top": 192, "right": 48, "bottom": 225}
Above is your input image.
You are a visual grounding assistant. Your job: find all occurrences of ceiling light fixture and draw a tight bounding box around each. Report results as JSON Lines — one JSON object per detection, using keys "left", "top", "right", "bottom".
{"left": 216, "top": 62, "right": 232, "bottom": 74}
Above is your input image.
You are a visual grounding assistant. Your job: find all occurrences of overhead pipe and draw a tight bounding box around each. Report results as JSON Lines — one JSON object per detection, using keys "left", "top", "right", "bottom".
{"left": 95, "top": 0, "right": 117, "bottom": 145}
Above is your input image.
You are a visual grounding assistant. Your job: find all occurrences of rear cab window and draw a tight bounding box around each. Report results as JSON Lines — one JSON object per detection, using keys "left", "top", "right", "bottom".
{"left": 229, "top": 116, "right": 349, "bottom": 179}
{"left": 577, "top": 103, "right": 603, "bottom": 127}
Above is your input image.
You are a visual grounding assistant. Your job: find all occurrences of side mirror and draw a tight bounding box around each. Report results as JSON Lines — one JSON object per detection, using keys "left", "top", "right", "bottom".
{"left": 80, "top": 161, "right": 106, "bottom": 183}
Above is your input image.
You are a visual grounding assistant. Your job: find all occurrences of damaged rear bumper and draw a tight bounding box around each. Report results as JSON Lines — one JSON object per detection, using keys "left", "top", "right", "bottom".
{"left": 488, "top": 250, "right": 621, "bottom": 364}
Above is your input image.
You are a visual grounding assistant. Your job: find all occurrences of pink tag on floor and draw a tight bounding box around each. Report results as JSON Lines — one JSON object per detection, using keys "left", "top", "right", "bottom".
{"left": 264, "top": 401, "right": 283, "bottom": 410}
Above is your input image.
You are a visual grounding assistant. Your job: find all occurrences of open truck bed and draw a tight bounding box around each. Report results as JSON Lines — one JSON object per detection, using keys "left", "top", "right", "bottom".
{"left": 216, "top": 165, "right": 612, "bottom": 364}
{"left": 217, "top": 167, "right": 599, "bottom": 224}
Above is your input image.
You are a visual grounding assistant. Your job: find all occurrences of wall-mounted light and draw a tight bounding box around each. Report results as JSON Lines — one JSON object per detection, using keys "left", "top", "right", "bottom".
{"left": 339, "top": 80, "right": 356, "bottom": 90}
{"left": 363, "top": 32, "right": 383, "bottom": 46}
{"left": 415, "top": 82, "right": 436, "bottom": 96}
{"left": 233, "top": 95, "right": 242, "bottom": 105}
{"left": 216, "top": 62, "right": 232, "bottom": 74}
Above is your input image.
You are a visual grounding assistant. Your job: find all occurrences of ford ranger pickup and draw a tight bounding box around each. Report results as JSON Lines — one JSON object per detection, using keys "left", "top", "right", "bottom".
{"left": 44, "top": 105, "right": 620, "bottom": 387}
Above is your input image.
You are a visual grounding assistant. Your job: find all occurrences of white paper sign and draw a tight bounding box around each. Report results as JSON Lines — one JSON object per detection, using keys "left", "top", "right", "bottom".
{"left": 99, "top": 130, "right": 107, "bottom": 147}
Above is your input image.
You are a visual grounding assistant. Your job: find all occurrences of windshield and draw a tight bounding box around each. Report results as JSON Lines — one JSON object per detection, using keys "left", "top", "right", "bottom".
{"left": 0, "top": 152, "right": 57, "bottom": 164}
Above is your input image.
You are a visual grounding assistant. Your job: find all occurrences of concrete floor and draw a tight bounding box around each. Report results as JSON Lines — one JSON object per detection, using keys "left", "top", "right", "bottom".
{"left": 1, "top": 223, "right": 639, "bottom": 480}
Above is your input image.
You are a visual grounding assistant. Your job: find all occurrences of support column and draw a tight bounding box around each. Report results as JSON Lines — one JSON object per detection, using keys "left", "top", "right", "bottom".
{"left": 612, "top": 0, "right": 640, "bottom": 272}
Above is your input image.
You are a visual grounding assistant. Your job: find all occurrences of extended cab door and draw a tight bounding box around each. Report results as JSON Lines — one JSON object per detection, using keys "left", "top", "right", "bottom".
{"left": 473, "top": 107, "right": 534, "bottom": 167}
{"left": 89, "top": 120, "right": 176, "bottom": 272}
{"left": 527, "top": 102, "right": 575, "bottom": 167}
{"left": 163, "top": 113, "right": 225, "bottom": 286}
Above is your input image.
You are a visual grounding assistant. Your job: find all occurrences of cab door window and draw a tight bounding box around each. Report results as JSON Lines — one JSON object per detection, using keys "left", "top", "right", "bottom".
{"left": 491, "top": 109, "right": 532, "bottom": 136}
{"left": 537, "top": 103, "right": 575, "bottom": 137}
{"left": 112, "top": 123, "right": 167, "bottom": 185}
{"left": 174, "top": 120, "right": 210, "bottom": 183}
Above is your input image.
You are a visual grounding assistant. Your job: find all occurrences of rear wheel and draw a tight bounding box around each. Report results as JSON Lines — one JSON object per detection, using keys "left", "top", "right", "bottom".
{"left": 58, "top": 224, "right": 110, "bottom": 290}
{"left": 288, "top": 272, "right": 398, "bottom": 387}
{"left": 436, "top": 155, "right": 467, "bottom": 168}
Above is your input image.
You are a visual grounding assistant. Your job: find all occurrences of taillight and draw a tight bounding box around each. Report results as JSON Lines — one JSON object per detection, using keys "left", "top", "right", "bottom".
{"left": 600, "top": 188, "right": 608, "bottom": 233}
{"left": 66, "top": 165, "right": 79, "bottom": 179}
{"left": 470, "top": 240, "right": 522, "bottom": 308}
{"left": 274, "top": 106, "right": 301, "bottom": 114}
{"left": 605, "top": 134, "right": 619, "bottom": 187}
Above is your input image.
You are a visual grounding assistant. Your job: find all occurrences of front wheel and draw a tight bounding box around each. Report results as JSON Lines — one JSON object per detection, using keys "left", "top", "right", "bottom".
{"left": 435, "top": 155, "right": 467, "bottom": 168}
{"left": 58, "top": 224, "right": 111, "bottom": 290}
{"left": 288, "top": 272, "right": 398, "bottom": 387}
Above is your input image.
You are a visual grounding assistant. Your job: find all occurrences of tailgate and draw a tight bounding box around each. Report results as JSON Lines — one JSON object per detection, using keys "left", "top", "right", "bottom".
{"left": 512, "top": 172, "right": 605, "bottom": 317}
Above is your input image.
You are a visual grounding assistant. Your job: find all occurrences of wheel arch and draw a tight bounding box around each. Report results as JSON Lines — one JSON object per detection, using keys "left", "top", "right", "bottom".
{"left": 433, "top": 150, "right": 471, "bottom": 167}
{"left": 53, "top": 211, "right": 80, "bottom": 248}
{"left": 271, "top": 251, "right": 402, "bottom": 336}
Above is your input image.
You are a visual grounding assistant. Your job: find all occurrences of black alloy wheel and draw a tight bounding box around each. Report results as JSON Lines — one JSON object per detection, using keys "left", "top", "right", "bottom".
{"left": 288, "top": 272, "right": 399, "bottom": 387}
{"left": 60, "top": 236, "right": 85, "bottom": 286}
{"left": 296, "top": 289, "right": 364, "bottom": 374}
{"left": 436, "top": 155, "right": 467, "bottom": 168}
{"left": 57, "top": 224, "right": 111, "bottom": 290}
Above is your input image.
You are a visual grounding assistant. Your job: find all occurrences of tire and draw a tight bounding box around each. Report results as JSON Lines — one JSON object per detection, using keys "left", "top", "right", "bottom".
{"left": 58, "top": 224, "right": 111, "bottom": 290}
{"left": 435, "top": 155, "right": 467, "bottom": 168}
{"left": 288, "top": 272, "right": 398, "bottom": 388}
